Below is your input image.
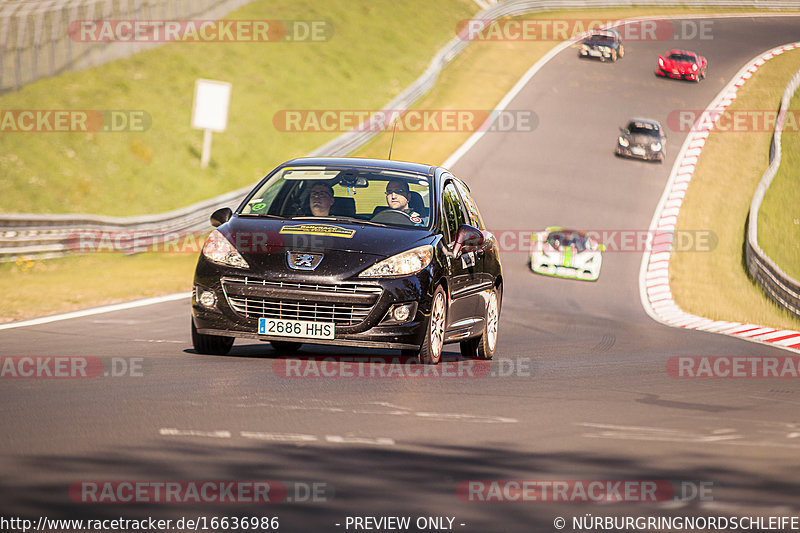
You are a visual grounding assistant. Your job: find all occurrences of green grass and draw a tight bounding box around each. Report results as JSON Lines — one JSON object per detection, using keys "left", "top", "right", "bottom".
{"left": 670, "top": 49, "right": 800, "bottom": 330}
{"left": 4, "top": 5, "right": 800, "bottom": 323}
{"left": 758, "top": 90, "right": 800, "bottom": 281}
{"left": 1, "top": 252, "right": 199, "bottom": 322}
{"left": 0, "top": 0, "right": 476, "bottom": 216}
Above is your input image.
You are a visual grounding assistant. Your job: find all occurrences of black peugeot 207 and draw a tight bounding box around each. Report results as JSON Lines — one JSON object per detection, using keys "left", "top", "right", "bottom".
{"left": 191, "top": 157, "right": 503, "bottom": 364}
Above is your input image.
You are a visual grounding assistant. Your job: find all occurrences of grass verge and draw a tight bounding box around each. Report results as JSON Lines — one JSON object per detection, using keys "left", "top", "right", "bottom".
{"left": 5, "top": 7, "right": 800, "bottom": 323}
{"left": 0, "top": 0, "right": 476, "bottom": 216}
{"left": 2, "top": 253, "right": 199, "bottom": 322}
{"left": 758, "top": 89, "right": 800, "bottom": 282}
{"left": 671, "top": 49, "right": 800, "bottom": 330}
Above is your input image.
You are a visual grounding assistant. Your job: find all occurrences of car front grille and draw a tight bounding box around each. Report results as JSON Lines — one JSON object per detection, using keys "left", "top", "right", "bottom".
{"left": 221, "top": 277, "right": 382, "bottom": 326}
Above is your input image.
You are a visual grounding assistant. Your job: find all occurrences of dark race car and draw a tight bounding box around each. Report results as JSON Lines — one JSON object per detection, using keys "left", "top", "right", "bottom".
{"left": 578, "top": 29, "right": 624, "bottom": 62}
{"left": 656, "top": 49, "right": 707, "bottom": 82}
{"left": 615, "top": 118, "right": 667, "bottom": 163}
{"left": 191, "top": 157, "right": 503, "bottom": 364}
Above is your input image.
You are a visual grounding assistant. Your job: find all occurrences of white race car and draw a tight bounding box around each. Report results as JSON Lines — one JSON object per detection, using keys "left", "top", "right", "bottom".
{"left": 529, "top": 226, "right": 605, "bottom": 281}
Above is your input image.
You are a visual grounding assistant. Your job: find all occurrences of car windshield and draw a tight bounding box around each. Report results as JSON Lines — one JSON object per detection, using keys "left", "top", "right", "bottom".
{"left": 547, "top": 231, "right": 588, "bottom": 253}
{"left": 587, "top": 32, "right": 616, "bottom": 43}
{"left": 627, "top": 122, "right": 660, "bottom": 136}
{"left": 667, "top": 53, "right": 696, "bottom": 62}
{"left": 239, "top": 165, "right": 433, "bottom": 229}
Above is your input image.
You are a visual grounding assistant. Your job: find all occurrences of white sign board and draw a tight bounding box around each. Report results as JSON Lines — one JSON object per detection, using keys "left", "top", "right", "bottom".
{"left": 191, "top": 79, "right": 231, "bottom": 132}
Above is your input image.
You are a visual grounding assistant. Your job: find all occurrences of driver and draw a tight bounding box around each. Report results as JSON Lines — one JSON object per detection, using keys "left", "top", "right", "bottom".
{"left": 385, "top": 180, "right": 422, "bottom": 223}
{"left": 309, "top": 183, "right": 335, "bottom": 216}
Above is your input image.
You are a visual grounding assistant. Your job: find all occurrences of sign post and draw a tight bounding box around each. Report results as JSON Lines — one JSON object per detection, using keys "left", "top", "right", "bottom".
{"left": 191, "top": 79, "right": 232, "bottom": 169}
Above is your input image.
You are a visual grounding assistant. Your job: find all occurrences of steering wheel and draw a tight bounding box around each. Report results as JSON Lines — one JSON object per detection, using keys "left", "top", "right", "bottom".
{"left": 370, "top": 209, "right": 415, "bottom": 225}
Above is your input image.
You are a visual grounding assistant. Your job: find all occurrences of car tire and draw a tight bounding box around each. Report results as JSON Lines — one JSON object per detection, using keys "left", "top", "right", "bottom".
{"left": 618, "top": 45, "right": 624, "bottom": 58}
{"left": 270, "top": 341, "right": 302, "bottom": 353}
{"left": 418, "top": 285, "right": 447, "bottom": 365}
{"left": 611, "top": 50, "right": 618, "bottom": 62}
{"left": 460, "top": 286, "right": 500, "bottom": 360}
{"left": 191, "top": 319, "right": 234, "bottom": 355}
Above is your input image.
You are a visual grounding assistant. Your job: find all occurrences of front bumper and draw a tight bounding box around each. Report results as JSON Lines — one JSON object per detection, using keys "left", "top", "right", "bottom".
{"left": 615, "top": 144, "right": 663, "bottom": 161}
{"left": 656, "top": 68, "right": 699, "bottom": 81}
{"left": 579, "top": 48, "right": 614, "bottom": 60}
{"left": 192, "top": 261, "right": 434, "bottom": 350}
{"left": 530, "top": 262, "right": 600, "bottom": 282}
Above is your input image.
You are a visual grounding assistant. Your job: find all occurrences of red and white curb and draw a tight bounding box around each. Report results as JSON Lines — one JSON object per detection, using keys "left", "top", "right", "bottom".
{"left": 639, "top": 42, "right": 800, "bottom": 354}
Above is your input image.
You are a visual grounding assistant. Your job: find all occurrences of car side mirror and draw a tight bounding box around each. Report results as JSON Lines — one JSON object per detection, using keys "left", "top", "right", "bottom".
{"left": 210, "top": 207, "right": 232, "bottom": 228}
{"left": 450, "top": 224, "right": 485, "bottom": 258}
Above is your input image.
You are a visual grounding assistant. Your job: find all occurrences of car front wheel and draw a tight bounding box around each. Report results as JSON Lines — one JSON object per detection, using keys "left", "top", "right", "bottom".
{"left": 418, "top": 285, "right": 447, "bottom": 365}
{"left": 191, "top": 319, "right": 234, "bottom": 355}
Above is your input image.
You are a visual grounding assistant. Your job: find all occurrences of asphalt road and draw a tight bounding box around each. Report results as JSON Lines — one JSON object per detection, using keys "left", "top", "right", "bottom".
{"left": 2, "top": 15, "right": 800, "bottom": 533}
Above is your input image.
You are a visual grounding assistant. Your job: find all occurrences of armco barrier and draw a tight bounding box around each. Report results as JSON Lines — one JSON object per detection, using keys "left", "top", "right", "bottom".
{"left": 745, "top": 68, "right": 800, "bottom": 319}
{"left": 4, "top": 0, "right": 800, "bottom": 263}
{"left": 0, "top": 0, "right": 253, "bottom": 92}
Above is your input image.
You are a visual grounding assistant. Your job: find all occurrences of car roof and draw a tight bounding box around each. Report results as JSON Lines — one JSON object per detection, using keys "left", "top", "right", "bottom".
{"left": 280, "top": 157, "right": 435, "bottom": 176}
{"left": 628, "top": 117, "right": 661, "bottom": 127}
{"left": 548, "top": 228, "right": 587, "bottom": 237}
{"left": 589, "top": 29, "right": 618, "bottom": 38}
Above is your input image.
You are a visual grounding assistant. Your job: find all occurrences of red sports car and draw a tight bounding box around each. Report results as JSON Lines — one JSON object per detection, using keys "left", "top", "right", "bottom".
{"left": 656, "top": 50, "right": 707, "bottom": 82}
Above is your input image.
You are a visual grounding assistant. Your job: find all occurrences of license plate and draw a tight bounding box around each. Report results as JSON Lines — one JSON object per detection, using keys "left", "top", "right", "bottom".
{"left": 632, "top": 146, "right": 646, "bottom": 156}
{"left": 589, "top": 50, "right": 601, "bottom": 57}
{"left": 258, "top": 318, "right": 334, "bottom": 339}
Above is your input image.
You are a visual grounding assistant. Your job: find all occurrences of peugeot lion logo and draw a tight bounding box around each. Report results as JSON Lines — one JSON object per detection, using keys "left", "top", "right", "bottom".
{"left": 287, "top": 252, "right": 323, "bottom": 271}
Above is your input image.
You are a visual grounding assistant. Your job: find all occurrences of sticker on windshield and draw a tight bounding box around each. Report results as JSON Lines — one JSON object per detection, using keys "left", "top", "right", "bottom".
{"left": 280, "top": 224, "right": 356, "bottom": 238}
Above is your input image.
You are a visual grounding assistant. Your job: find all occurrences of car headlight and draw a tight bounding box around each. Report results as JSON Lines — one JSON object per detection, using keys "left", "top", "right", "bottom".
{"left": 581, "top": 44, "right": 588, "bottom": 50}
{"left": 658, "top": 58, "right": 664, "bottom": 67}
{"left": 692, "top": 64, "right": 698, "bottom": 71}
{"left": 202, "top": 229, "right": 250, "bottom": 269}
{"left": 651, "top": 142, "right": 662, "bottom": 151}
{"left": 359, "top": 245, "right": 433, "bottom": 278}
{"left": 618, "top": 136, "right": 629, "bottom": 147}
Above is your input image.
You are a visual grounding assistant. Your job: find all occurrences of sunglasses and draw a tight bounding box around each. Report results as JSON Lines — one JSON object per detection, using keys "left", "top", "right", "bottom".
{"left": 385, "top": 189, "right": 408, "bottom": 196}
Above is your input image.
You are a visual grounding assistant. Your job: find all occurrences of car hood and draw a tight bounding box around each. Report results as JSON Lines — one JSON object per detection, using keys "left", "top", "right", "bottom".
{"left": 660, "top": 57, "right": 695, "bottom": 73}
{"left": 218, "top": 216, "right": 435, "bottom": 278}
{"left": 534, "top": 246, "right": 598, "bottom": 267}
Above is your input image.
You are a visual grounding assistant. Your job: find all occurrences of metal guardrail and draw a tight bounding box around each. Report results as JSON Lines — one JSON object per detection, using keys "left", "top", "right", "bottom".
{"left": 4, "top": 0, "right": 800, "bottom": 263}
{"left": 745, "top": 67, "right": 800, "bottom": 320}
{"left": 0, "top": 0, "right": 253, "bottom": 92}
